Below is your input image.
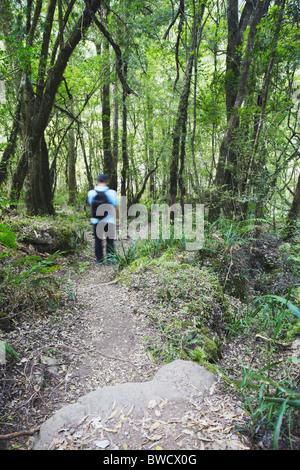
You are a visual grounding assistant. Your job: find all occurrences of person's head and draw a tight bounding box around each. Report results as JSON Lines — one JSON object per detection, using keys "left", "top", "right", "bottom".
{"left": 97, "top": 174, "right": 108, "bottom": 185}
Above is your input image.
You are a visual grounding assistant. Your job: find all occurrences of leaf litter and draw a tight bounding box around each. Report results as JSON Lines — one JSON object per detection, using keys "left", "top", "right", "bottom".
{"left": 0, "top": 237, "right": 254, "bottom": 451}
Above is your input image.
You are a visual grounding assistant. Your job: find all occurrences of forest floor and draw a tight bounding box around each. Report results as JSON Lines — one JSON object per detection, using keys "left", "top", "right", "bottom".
{"left": 0, "top": 228, "right": 299, "bottom": 451}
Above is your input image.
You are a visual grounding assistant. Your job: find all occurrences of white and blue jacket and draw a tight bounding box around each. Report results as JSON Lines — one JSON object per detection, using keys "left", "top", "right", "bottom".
{"left": 87, "top": 185, "right": 119, "bottom": 225}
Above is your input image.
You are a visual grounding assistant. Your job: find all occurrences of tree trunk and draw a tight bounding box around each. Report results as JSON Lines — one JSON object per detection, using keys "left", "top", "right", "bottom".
{"left": 146, "top": 96, "right": 155, "bottom": 198}
{"left": 208, "top": 0, "right": 271, "bottom": 222}
{"left": 169, "top": 53, "right": 194, "bottom": 206}
{"left": 249, "top": 0, "right": 286, "bottom": 218}
{"left": 9, "top": 152, "right": 28, "bottom": 208}
{"left": 68, "top": 111, "right": 76, "bottom": 204}
{"left": 0, "top": 74, "right": 25, "bottom": 186}
{"left": 121, "top": 63, "right": 128, "bottom": 196}
{"left": 210, "top": 0, "right": 256, "bottom": 220}
{"left": 26, "top": 133, "right": 55, "bottom": 215}
{"left": 169, "top": 1, "right": 205, "bottom": 207}
{"left": 99, "top": 1, "right": 113, "bottom": 179}
{"left": 283, "top": 172, "right": 300, "bottom": 239}
{"left": 25, "top": 0, "right": 102, "bottom": 215}
{"left": 78, "top": 124, "right": 93, "bottom": 190}
{"left": 111, "top": 83, "right": 119, "bottom": 191}
{"left": 102, "top": 54, "right": 112, "bottom": 177}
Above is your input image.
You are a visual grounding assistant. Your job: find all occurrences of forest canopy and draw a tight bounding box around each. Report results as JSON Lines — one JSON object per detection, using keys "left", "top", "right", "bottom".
{"left": 0, "top": 0, "right": 299, "bottom": 234}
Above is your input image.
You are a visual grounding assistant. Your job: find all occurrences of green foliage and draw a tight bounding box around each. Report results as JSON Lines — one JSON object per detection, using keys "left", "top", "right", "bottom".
{"left": 252, "top": 294, "right": 300, "bottom": 320}
{"left": 5, "top": 342, "right": 19, "bottom": 361}
{"left": 0, "top": 223, "right": 17, "bottom": 250}
{"left": 0, "top": 195, "right": 12, "bottom": 215}
{"left": 245, "top": 289, "right": 300, "bottom": 344}
{"left": 226, "top": 285, "right": 300, "bottom": 342}
{"left": 224, "top": 286, "right": 300, "bottom": 449}
{"left": 0, "top": 237, "right": 73, "bottom": 327}
{"left": 234, "top": 359, "right": 300, "bottom": 450}
{"left": 109, "top": 241, "right": 138, "bottom": 270}
{"left": 205, "top": 218, "right": 268, "bottom": 250}
{"left": 110, "top": 225, "right": 187, "bottom": 271}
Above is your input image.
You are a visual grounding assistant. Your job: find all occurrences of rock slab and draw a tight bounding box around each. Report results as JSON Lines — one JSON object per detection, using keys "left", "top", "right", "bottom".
{"left": 33, "top": 360, "right": 216, "bottom": 450}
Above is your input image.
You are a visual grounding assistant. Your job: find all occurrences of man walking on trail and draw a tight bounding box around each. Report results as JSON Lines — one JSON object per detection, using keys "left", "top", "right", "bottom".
{"left": 87, "top": 174, "right": 119, "bottom": 264}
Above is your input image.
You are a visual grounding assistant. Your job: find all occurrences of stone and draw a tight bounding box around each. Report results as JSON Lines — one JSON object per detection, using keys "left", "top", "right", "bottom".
{"left": 33, "top": 360, "right": 216, "bottom": 450}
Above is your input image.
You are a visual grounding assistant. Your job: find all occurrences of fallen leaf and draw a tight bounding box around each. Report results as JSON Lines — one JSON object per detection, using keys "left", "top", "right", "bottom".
{"left": 149, "top": 421, "right": 161, "bottom": 433}
{"left": 127, "top": 404, "right": 135, "bottom": 416}
{"left": 104, "top": 427, "right": 118, "bottom": 434}
{"left": 147, "top": 433, "right": 162, "bottom": 442}
{"left": 108, "top": 409, "right": 118, "bottom": 420}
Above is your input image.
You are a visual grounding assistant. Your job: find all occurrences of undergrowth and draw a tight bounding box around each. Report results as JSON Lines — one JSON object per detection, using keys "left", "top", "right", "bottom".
{"left": 0, "top": 220, "right": 78, "bottom": 333}
{"left": 225, "top": 291, "right": 300, "bottom": 449}
{"left": 113, "top": 218, "right": 300, "bottom": 450}
{"left": 1, "top": 214, "right": 299, "bottom": 449}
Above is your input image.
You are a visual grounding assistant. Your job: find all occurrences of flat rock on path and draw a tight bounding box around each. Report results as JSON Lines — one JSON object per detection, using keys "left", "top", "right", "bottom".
{"left": 33, "top": 360, "right": 216, "bottom": 450}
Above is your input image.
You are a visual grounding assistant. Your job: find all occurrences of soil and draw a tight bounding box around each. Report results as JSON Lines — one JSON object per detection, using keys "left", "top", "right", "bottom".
{"left": 0, "top": 232, "right": 298, "bottom": 451}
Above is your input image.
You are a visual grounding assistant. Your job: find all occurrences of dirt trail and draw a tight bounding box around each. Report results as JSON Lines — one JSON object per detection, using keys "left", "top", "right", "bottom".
{"left": 1, "top": 237, "right": 251, "bottom": 451}
{"left": 31, "top": 241, "right": 250, "bottom": 451}
{"left": 70, "top": 264, "right": 160, "bottom": 392}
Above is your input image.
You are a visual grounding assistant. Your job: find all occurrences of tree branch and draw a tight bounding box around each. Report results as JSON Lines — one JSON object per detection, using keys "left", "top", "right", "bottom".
{"left": 84, "top": 0, "right": 138, "bottom": 98}
{"left": 131, "top": 158, "right": 159, "bottom": 205}
{"left": 0, "top": 426, "right": 40, "bottom": 440}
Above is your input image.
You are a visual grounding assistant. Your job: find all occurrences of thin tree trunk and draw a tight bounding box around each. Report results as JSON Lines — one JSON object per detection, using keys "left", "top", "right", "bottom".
{"left": 68, "top": 101, "right": 76, "bottom": 204}
{"left": 283, "top": 172, "right": 300, "bottom": 239}
{"left": 169, "top": 52, "right": 194, "bottom": 206}
{"left": 9, "top": 152, "right": 28, "bottom": 208}
{"left": 248, "top": 0, "right": 286, "bottom": 218}
{"left": 78, "top": 124, "right": 93, "bottom": 190}
{"left": 213, "top": 0, "right": 256, "bottom": 218}
{"left": 100, "top": 0, "right": 113, "bottom": 179}
{"left": 0, "top": 74, "right": 25, "bottom": 186}
{"left": 121, "top": 63, "right": 128, "bottom": 197}
{"left": 111, "top": 83, "right": 119, "bottom": 191}
{"left": 169, "top": 1, "right": 206, "bottom": 207}
{"left": 146, "top": 96, "right": 155, "bottom": 198}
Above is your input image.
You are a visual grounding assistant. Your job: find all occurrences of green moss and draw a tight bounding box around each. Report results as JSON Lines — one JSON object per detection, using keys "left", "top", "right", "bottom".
{"left": 2, "top": 215, "right": 86, "bottom": 254}
{"left": 202, "top": 362, "right": 219, "bottom": 375}
{"left": 190, "top": 331, "right": 220, "bottom": 362}
{"left": 200, "top": 335, "right": 219, "bottom": 361}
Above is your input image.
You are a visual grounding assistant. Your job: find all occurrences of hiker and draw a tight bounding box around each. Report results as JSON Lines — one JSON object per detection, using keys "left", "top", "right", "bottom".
{"left": 87, "top": 174, "right": 119, "bottom": 264}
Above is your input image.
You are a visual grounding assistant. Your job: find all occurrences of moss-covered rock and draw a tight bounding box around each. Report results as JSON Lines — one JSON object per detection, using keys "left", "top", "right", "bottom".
{"left": 192, "top": 333, "right": 220, "bottom": 362}
{"left": 2, "top": 215, "right": 87, "bottom": 254}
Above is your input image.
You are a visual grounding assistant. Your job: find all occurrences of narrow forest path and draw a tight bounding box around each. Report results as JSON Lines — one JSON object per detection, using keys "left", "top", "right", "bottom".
{"left": 1, "top": 234, "right": 251, "bottom": 451}
{"left": 31, "top": 234, "right": 251, "bottom": 451}
{"left": 67, "top": 263, "right": 160, "bottom": 392}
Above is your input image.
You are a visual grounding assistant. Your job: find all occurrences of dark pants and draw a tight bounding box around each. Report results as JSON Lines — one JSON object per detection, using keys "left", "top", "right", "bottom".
{"left": 93, "top": 223, "right": 115, "bottom": 263}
